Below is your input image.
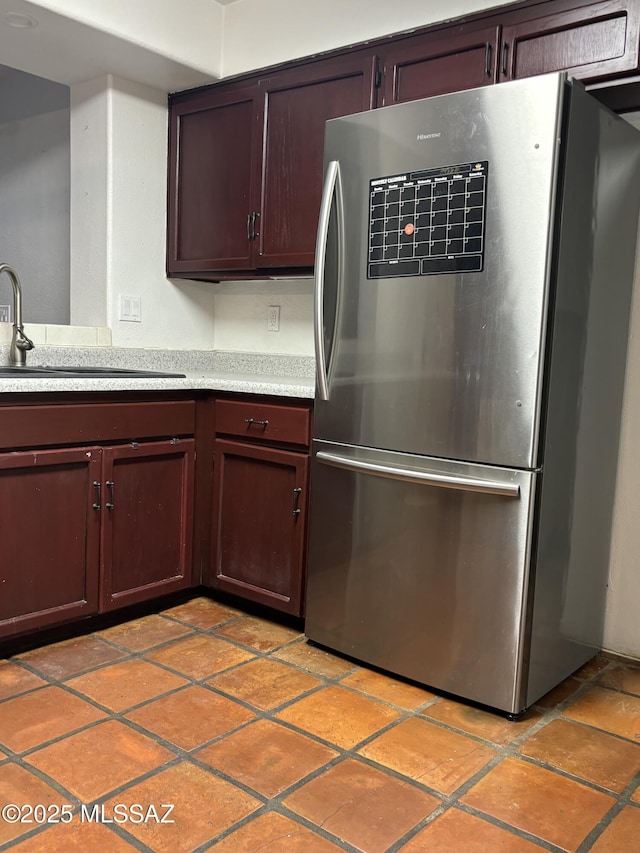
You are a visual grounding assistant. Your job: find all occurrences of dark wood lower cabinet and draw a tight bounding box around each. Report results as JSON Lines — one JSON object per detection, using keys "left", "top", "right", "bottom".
{"left": 0, "top": 392, "right": 311, "bottom": 640}
{"left": 211, "top": 439, "right": 309, "bottom": 616}
{"left": 0, "top": 447, "right": 101, "bottom": 639}
{"left": 0, "top": 398, "right": 197, "bottom": 640}
{"left": 99, "top": 439, "right": 195, "bottom": 611}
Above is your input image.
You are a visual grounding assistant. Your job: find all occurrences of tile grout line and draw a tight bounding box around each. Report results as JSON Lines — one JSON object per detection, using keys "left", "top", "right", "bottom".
{"left": 1, "top": 605, "right": 639, "bottom": 852}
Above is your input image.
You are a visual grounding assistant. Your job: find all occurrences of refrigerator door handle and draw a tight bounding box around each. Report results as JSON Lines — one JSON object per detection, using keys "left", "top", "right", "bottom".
{"left": 316, "top": 450, "right": 521, "bottom": 497}
{"left": 314, "top": 160, "right": 343, "bottom": 401}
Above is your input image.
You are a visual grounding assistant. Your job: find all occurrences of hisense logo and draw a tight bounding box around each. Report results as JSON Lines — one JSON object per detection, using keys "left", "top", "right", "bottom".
{"left": 417, "top": 132, "right": 441, "bottom": 140}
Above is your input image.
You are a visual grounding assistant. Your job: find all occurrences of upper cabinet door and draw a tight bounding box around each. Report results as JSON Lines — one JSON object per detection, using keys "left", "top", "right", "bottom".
{"left": 167, "top": 85, "right": 260, "bottom": 276}
{"left": 500, "top": 0, "right": 640, "bottom": 83}
{"left": 256, "top": 53, "right": 377, "bottom": 268}
{"left": 380, "top": 25, "right": 500, "bottom": 106}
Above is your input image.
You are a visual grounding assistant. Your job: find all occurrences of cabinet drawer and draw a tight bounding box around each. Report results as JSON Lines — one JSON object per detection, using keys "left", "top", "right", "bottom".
{"left": 0, "top": 400, "right": 196, "bottom": 450}
{"left": 215, "top": 399, "right": 311, "bottom": 447}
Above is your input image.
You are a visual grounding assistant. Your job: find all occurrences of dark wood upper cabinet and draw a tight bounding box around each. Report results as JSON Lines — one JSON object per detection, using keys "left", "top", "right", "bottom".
{"left": 167, "top": 53, "right": 377, "bottom": 279}
{"left": 167, "top": 0, "right": 640, "bottom": 281}
{"left": 380, "top": 25, "right": 500, "bottom": 105}
{"left": 501, "top": 0, "right": 640, "bottom": 82}
{"left": 167, "top": 85, "right": 260, "bottom": 275}
{"left": 257, "top": 53, "right": 377, "bottom": 268}
{"left": 379, "top": 0, "right": 640, "bottom": 106}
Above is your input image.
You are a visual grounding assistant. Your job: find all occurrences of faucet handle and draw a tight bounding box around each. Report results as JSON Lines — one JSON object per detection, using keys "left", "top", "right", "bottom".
{"left": 15, "top": 326, "right": 34, "bottom": 352}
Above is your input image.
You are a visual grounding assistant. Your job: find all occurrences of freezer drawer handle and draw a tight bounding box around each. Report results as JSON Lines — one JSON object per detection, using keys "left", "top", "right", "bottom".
{"left": 316, "top": 451, "right": 520, "bottom": 497}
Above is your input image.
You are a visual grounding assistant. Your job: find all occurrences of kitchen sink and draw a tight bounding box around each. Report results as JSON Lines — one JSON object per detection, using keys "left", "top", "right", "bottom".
{"left": 0, "top": 365, "right": 186, "bottom": 378}
{"left": 0, "top": 367, "right": 59, "bottom": 376}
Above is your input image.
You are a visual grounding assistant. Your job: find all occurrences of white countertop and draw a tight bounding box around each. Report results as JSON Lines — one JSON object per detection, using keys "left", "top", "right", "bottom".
{"left": 0, "top": 370, "right": 314, "bottom": 398}
{"left": 0, "top": 349, "right": 316, "bottom": 399}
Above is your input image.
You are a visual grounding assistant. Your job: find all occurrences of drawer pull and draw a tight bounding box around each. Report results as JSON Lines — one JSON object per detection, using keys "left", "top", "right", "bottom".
{"left": 292, "top": 486, "right": 302, "bottom": 517}
{"left": 245, "top": 418, "right": 269, "bottom": 428}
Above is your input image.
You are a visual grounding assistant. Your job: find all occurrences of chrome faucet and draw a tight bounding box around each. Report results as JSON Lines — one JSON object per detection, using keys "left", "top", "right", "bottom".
{"left": 0, "top": 263, "right": 35, "bottom": 366}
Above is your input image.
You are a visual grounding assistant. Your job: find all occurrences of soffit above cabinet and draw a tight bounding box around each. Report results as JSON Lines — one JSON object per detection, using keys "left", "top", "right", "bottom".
{"left": 0, "top": 0, "right": 219, "bottom": 90}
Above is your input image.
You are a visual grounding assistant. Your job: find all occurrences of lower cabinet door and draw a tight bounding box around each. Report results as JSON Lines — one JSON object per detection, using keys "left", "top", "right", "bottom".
{"left": 99, "top": 439, "right": 195, "bottom": 611}
{"left": 211, "top": 439, "right": 309, "bottom": 616}
{"left": 0, "top": 446, "right": 101, "bottom": 638}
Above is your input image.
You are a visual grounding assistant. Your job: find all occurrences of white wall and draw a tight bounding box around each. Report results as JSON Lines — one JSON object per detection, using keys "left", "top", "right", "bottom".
{"left": 69, "top": 77, "right": 108, "bottom": 327}
{"left": 30, "top": 0, "right": 224, "bottom": 77}
{"left": 70, "top": 75, "right": 217, "bottom": 349}
{"left": 0, "top": 0, "right": 221, "bottom": 89}
{"left": 213, "top": 280, "right": 314, "bottom": 355}
{"left": 0, "top": 68, "right": 69, "bottom": 324}
{"left": 222, "top": 0, "right": 515, "bottom": 76}
{"left": 604, "top": 113, "right": 640, "bottom": 658}
{"left": 606, "top": 259, "right": 640, "bottom": 657}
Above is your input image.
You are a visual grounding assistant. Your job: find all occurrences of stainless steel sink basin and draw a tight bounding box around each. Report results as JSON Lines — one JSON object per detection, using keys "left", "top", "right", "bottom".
{"left": 0, "top": 366, "right": 60, "bottom": 376}
{"left": 0, "top": 365, "right": 186, "bottom": 378}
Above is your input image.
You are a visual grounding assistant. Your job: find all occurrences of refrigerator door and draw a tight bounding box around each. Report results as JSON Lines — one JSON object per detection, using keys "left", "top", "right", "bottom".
{"left": 314, "top": 73, "right": 567, "bottom": 468}
{"left": 305, "top": 440, "right": 537, "bottom": 714}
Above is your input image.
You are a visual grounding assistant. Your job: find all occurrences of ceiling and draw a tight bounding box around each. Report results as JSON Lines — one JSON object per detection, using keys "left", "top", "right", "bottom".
{"left": 0, "top": 0, "right": 219, "bottom": 91}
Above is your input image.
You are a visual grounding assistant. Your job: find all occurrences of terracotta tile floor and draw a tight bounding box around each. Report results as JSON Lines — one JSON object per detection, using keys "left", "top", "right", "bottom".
{"left": 0, "top": 596, "right": 638, "bottom": 852}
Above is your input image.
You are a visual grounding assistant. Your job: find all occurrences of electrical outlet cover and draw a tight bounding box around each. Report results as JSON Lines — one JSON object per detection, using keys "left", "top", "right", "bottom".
{"left": 267, "top": 305, "right": 280, "bottom": 331}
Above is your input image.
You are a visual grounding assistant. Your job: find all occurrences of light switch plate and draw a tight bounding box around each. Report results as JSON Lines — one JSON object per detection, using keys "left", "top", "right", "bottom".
{"left": 119, "top": 295, "right": 142, "bottom": 322}
{"left": 0, "top": 305, "right": 11, "bottom": 323}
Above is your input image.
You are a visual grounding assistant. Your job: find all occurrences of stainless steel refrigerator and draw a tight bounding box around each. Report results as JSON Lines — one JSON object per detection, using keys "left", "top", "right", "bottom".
{"left": 304, "top": 72, "right": 640, "bottom": 716}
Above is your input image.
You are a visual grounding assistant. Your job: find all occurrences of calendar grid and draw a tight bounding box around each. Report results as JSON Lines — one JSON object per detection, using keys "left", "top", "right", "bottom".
{"left": 368, "top": 162, "right": 488, "bottom": 279}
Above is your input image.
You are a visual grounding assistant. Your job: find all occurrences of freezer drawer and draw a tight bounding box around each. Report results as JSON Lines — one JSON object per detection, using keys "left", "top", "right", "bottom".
{"left": 305, "top": 441, "right": 537, "bottom": 714}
